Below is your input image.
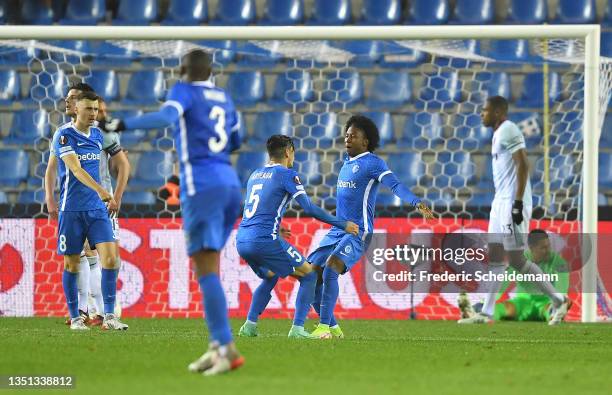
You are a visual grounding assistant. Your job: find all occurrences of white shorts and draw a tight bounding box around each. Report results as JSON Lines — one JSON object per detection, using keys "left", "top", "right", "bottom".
{"left": 488, "top": 198, "right": 532, "bottom": 251}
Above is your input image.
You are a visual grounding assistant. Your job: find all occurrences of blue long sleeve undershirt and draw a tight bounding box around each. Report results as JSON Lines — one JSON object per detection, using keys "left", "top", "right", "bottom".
{"left": 294, "top": 193, "right": 347, "bottom": 230}
{"left": 380, "top": 172, "right": 421, "bottom": 206}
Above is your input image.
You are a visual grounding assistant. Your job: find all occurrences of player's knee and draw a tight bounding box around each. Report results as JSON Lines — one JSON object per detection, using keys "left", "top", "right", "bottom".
{"left": 327, "top": 256, "right": 345, "bottom": 274}
{"left": 98, "top": 253, "right": 116, "bottom": 269}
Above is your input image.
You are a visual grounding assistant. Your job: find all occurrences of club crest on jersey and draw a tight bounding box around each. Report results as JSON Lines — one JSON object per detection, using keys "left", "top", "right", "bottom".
{"left": 294, "top": 176, "right": 301, "bottom": 185}
{"left": 352, "top": 164, "right": 360, "bottom": 173}
{"left": 59, "top": 135, "right": 67, "bottom": 145}
{"left": 345, "top": 245, "right": 352, "bottom": 254}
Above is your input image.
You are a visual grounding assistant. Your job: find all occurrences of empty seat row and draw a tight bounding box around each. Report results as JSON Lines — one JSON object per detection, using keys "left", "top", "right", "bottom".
{"left": 4, "top": 0, "right": 609, "bottom": 26}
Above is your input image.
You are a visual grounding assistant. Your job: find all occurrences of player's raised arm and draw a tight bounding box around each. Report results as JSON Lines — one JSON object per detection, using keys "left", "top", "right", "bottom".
{"left": 376, "top": 162, "right": 434, "bottom": 219}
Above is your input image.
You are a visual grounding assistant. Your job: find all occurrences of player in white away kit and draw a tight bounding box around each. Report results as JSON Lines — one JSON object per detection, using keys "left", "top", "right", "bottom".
{"left": 458, "top": 96, "right": 570, "bottom": 325}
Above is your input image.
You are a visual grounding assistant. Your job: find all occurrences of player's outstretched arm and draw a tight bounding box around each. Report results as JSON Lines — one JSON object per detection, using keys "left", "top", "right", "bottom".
{"left": 380, "top": 173, "right": 434, "bottom": 219}
{"left": 294, "top": 193, "right": 359, "bottom": 235}
{"left": 61, "top": 153, "right": 115, "bottom": 206}
{"left": 102, "top": 105, "right": 180, "bottom": 133}
{"left": 44, "top": 155, "right": 59, "bottom": 220}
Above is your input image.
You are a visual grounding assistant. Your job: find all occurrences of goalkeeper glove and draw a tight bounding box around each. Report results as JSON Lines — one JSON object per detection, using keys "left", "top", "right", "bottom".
{"left": 512, "top": 200, "right": 523, "bottom": 225}
{"left": 99, "top": 118, "right": 125, "bottom": 133}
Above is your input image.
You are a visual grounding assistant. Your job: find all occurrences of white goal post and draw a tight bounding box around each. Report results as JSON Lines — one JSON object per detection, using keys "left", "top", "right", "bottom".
{"left": 0, "top": 24, "right": 601, "bottom": 322}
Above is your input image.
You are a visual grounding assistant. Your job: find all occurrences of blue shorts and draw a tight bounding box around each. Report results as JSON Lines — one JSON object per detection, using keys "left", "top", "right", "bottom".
{"left": 308, "top": 230, "right": 365, "bottom": 273}
{"left": 181, "top": 186, "right": 242, "bottom": 256}
{"left": 58, "top": 209, "right": 115, "bottom": 255}
{"left": 236, "top": 239, "right": 307, "bottom": 279}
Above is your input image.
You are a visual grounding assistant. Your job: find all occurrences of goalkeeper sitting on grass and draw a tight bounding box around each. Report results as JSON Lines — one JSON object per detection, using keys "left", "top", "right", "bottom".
{"left": 459, "top": 229, "right": 569, "bottom": 322}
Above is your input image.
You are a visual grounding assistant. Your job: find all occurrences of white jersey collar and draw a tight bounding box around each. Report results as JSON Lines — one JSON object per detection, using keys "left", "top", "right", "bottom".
{"left": 348, "top": 151, "right": 370, "bottom": 161}
{"left": 191, "top": 80, "right": 215, "bottom": 88}
{"left": 265, "top": 163, "right": 282, "bottom": 167}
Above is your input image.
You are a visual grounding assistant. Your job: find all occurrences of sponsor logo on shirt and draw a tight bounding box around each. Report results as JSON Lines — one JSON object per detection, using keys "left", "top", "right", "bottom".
{"left": 337, "top": 179, "right": 357, "bottom": 189}
{"left": 77, "top": 152, "right": 101, "bottom": 161}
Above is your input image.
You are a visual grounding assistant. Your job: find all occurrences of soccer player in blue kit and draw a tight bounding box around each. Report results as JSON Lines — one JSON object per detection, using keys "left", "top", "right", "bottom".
{"left": 52, "top": 91, "right": 127, "bottom": 331}
{"left": 308, "top": 115, "right": 434, "bottom": 339}
{"left": 235, "top": 135, "right": 359, "bottom": 339}
{"left": 104, "top": 50, "right": 244, "bottom": 375}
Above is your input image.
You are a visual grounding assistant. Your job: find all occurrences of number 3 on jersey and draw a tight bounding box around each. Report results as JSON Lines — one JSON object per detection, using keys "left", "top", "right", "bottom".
{"left": 244, "top": 183, "right": 263, "bottom": 218}
{"left": 208, "top": 105, "right": 228, "bottom": 153}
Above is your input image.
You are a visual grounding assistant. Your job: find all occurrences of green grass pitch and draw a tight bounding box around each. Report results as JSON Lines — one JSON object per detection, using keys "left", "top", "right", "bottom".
{"left": 2, "top": 318, "right": 611, "bottom": 395}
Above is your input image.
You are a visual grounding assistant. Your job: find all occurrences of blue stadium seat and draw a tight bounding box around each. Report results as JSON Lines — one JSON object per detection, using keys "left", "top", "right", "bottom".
{"left": 251, "top": 112, "right": 292, "bottom": 147}
{"left": 533, "top": 154, "right": 577, "bottom": 190}
{"left": 213, "top": 0, "right": 255, "bottom": 25}
{"left": 122, "top": 191, "right": 156, "bottom": 205}
{"left": 599, "top": 193, "right": 608, "bottom": 206}
{"left": 0, "top": 70, "right": 20, "bottom": 104}
{"left": 236, "top": 151, "right": 268, "bottom": 186}
{"left": 386, "top": 153, "right": 425, "bottom": 186}
{"left": 5, "top": 110, "right": 49, "bottom": 145}
{"left": 601, "top": 113, "right": 612, "bottom": 149}
{"left": 601, "top": 32, "right": 612, "bottom": 57}
{"left": 361, "top": 111, "right": 394, "bottom": 148}
{"left": 60, "top": 0, "right": 106, "bottom": 25}
{"left": 295, "top": 112, "right": 338, "bottom": 149}
{"left": 366, "top": 72, "right": 412, "bottom": 109}
{"left": 449, "top": 113, "right": 491, "bottom": 151}
{"left": 111, "top": 110, "right": 146, "bottom": 148}
{"left": 486, "top": 40, "right": 530, "bottom": 63}
{"left": 435, "top": 152, "right": 475, "bottom": 188}
{"left": 379, "top": 42, "right": 426, "bottom": 68}
{"left": 163, "top": 0, "right": 207, "bottom": 25}
{"left": 200, "top": 40, "right": 236, "bottom": 65}
{"left": 604, "top": 1, "right": 612, "bottom": 27}
{"left": 294, "top": 151, "right": 322, "bottom": 185}
{"left": 508, "top": 112, "right": 542, "bottom": 146}
{"left": 122, "top": 70, "right": 164, "bottom": 106}
{"left": 21, "top": 0, "right": 55, "bottom": 24}
{"left": 468, "top": 192, "right": 494, "bottom": 207}
{"left": 399, "top": 112, "right": 443, "bottom": 149}
{"left": 91, "top": 41, "right": 137, "bottom": 67}
{"left": 310, "top": 0, "right": 351, "bottom": 25}
{"left": 48, "top": 40, "right": 92, "bottom": 64}
{"left": 360, "top": 0, "right": 401, "bottom": 25}
{"left": 85, "top": 70, "right": 119, "bottom": 102}
{"left": 472, "top": 72, "right": 511, "bottom": 104}
{"left": 0, "top": 149, "right": 28, "bottom": 187}
{"left": 268, "top": 70, "right": 313, "bottom": 108}
{"left": 506, "top": 0, "right": 547, "bottom": 24}
{"left": 226, "top": 71, "right": 264, "bottom": 107}
{"left": 0, "top": 191, "right": 7, "bottom": 204}
{"left": 408, "top": 0, "right": 449, "bottom": 25}
{"left": 434, "top": 40, "right": 481, "bottom": 68}
{"left": 0, "top": 2, "right": 8, "bottom": 24}
{"left": 114, "top": 0, "right": 158, "bottom": 25}
{"left": 335, "top": 40, "right": 381, "bottom": 68}
{"left": 321, "top": 70, "right": 363, "bottom": 108}
{"left": 477, "top": 156, "right": 493, "bottom": 189}
{"left": 417, "top": 71, "right": 461, "bottom": 110}
{"left": 551, "top": 112, "right": 582, "bottom": 146}
{"left": 262, "top": 0, "right": 304, "bottom": 25}
{"left": 0, "top": 44, "right": 39, "bottom": 66}
{"left": 235, "top": 41, "right": 282, "bottom": 68}
{"left": 131, "top": 152, "right": 174, "bottom": 189}
{"left": 28, "top": 70, "right": 68, "bottom": 105}
{"left": 18, "top": 190, "right": 45, "bottom": 204}
{"left": 601, "top": 153, "right": 612, "bottom": 190}
{"left": 515, "top": 72, "right": 560, "bottom": 108}
{"left": 451, "top": 0, "right": 493, "bottom": 24}
{"left": 556, "top": 0, "right": 595, "bottom": 24}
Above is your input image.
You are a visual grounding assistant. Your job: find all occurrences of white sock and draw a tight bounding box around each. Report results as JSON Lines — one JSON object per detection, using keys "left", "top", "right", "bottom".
{"left": 522, "top": 261, "right": 564, "bottom": 307}
{"left": 481, "top": 263, "right": 507, "bottom": 317}
{"left": 77, "top": 255, "right": 90, "bottom": 313}
{"left": 88, "top": 256, "right": 104, "bottom": 316}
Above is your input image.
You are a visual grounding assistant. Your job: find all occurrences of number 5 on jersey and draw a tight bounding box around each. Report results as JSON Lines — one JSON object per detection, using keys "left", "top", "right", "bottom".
{"left": 244, "top": 184, "right": 263, "bottom": 218}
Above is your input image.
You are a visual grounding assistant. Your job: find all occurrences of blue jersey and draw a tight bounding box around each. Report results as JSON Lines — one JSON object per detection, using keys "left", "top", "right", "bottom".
{"left": 163, "top": 80, "right": 241, "bottom": 197}
{"left": 237, "top": 164, "right": 305, "bottom": 242}
{"left": 52, "top": 123, "right": 106, "bottom": 212}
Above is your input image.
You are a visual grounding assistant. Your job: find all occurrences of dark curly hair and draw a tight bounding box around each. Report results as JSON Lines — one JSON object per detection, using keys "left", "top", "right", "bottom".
{"left": 344, "top": 114, "right": 380, "bottom": 152}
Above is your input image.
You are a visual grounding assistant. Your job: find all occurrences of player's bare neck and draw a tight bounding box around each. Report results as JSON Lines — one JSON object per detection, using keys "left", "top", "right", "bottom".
{"left": 74, "top": 121, "right": 90, "bottom": 136}
{"left": 493, "top": 118, "right": 507, "bottom": 132}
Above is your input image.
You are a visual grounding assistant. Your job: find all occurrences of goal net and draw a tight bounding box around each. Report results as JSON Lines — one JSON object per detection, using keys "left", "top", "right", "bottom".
{"left": 0, "top": 26, "right": 609, "bottom": 322}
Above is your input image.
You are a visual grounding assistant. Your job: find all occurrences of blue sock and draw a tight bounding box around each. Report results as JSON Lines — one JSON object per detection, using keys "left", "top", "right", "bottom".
{"left": 313, "top": 282, "right": 337, "bottom": 326}
{"left": 247, "top": 275, "right": 279, "bottom": 322}
{"left": 320, "top": 266, "right": 340, "bottom": 326}
{"left": 101, "top": 268, "right": 117, "bottom": 314}
{"left": 198, "top": 273, "right": 233, "bottom": 345}
{"left": 62, "top": 270, "right": 79, "bottom": 318}
{"left": 293, "top": 271, "right": 316, "bottom": 327}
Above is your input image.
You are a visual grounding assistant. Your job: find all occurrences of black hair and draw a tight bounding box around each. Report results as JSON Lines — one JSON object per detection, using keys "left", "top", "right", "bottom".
{"left": 266, "top": 135, "right": 295, "bottom": 159}
{"left": 344, "top": 114, "right": 380, "bottom": 152}
{"left": 68, "top": 82, "right": 94, "bottom": 94}
{"left": 528, "top": 229, "right": 549, "bottom": 247}
{"left": 76, "top": 91, "right": 100, "bottom": 102}
{"left": 487, "top": 95, "right": 509, "bottom": 115}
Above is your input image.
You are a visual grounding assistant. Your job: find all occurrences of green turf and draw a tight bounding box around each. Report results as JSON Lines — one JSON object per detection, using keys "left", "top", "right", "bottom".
{"left": 1, "top": 318, "right": 611, "bottom": 395}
